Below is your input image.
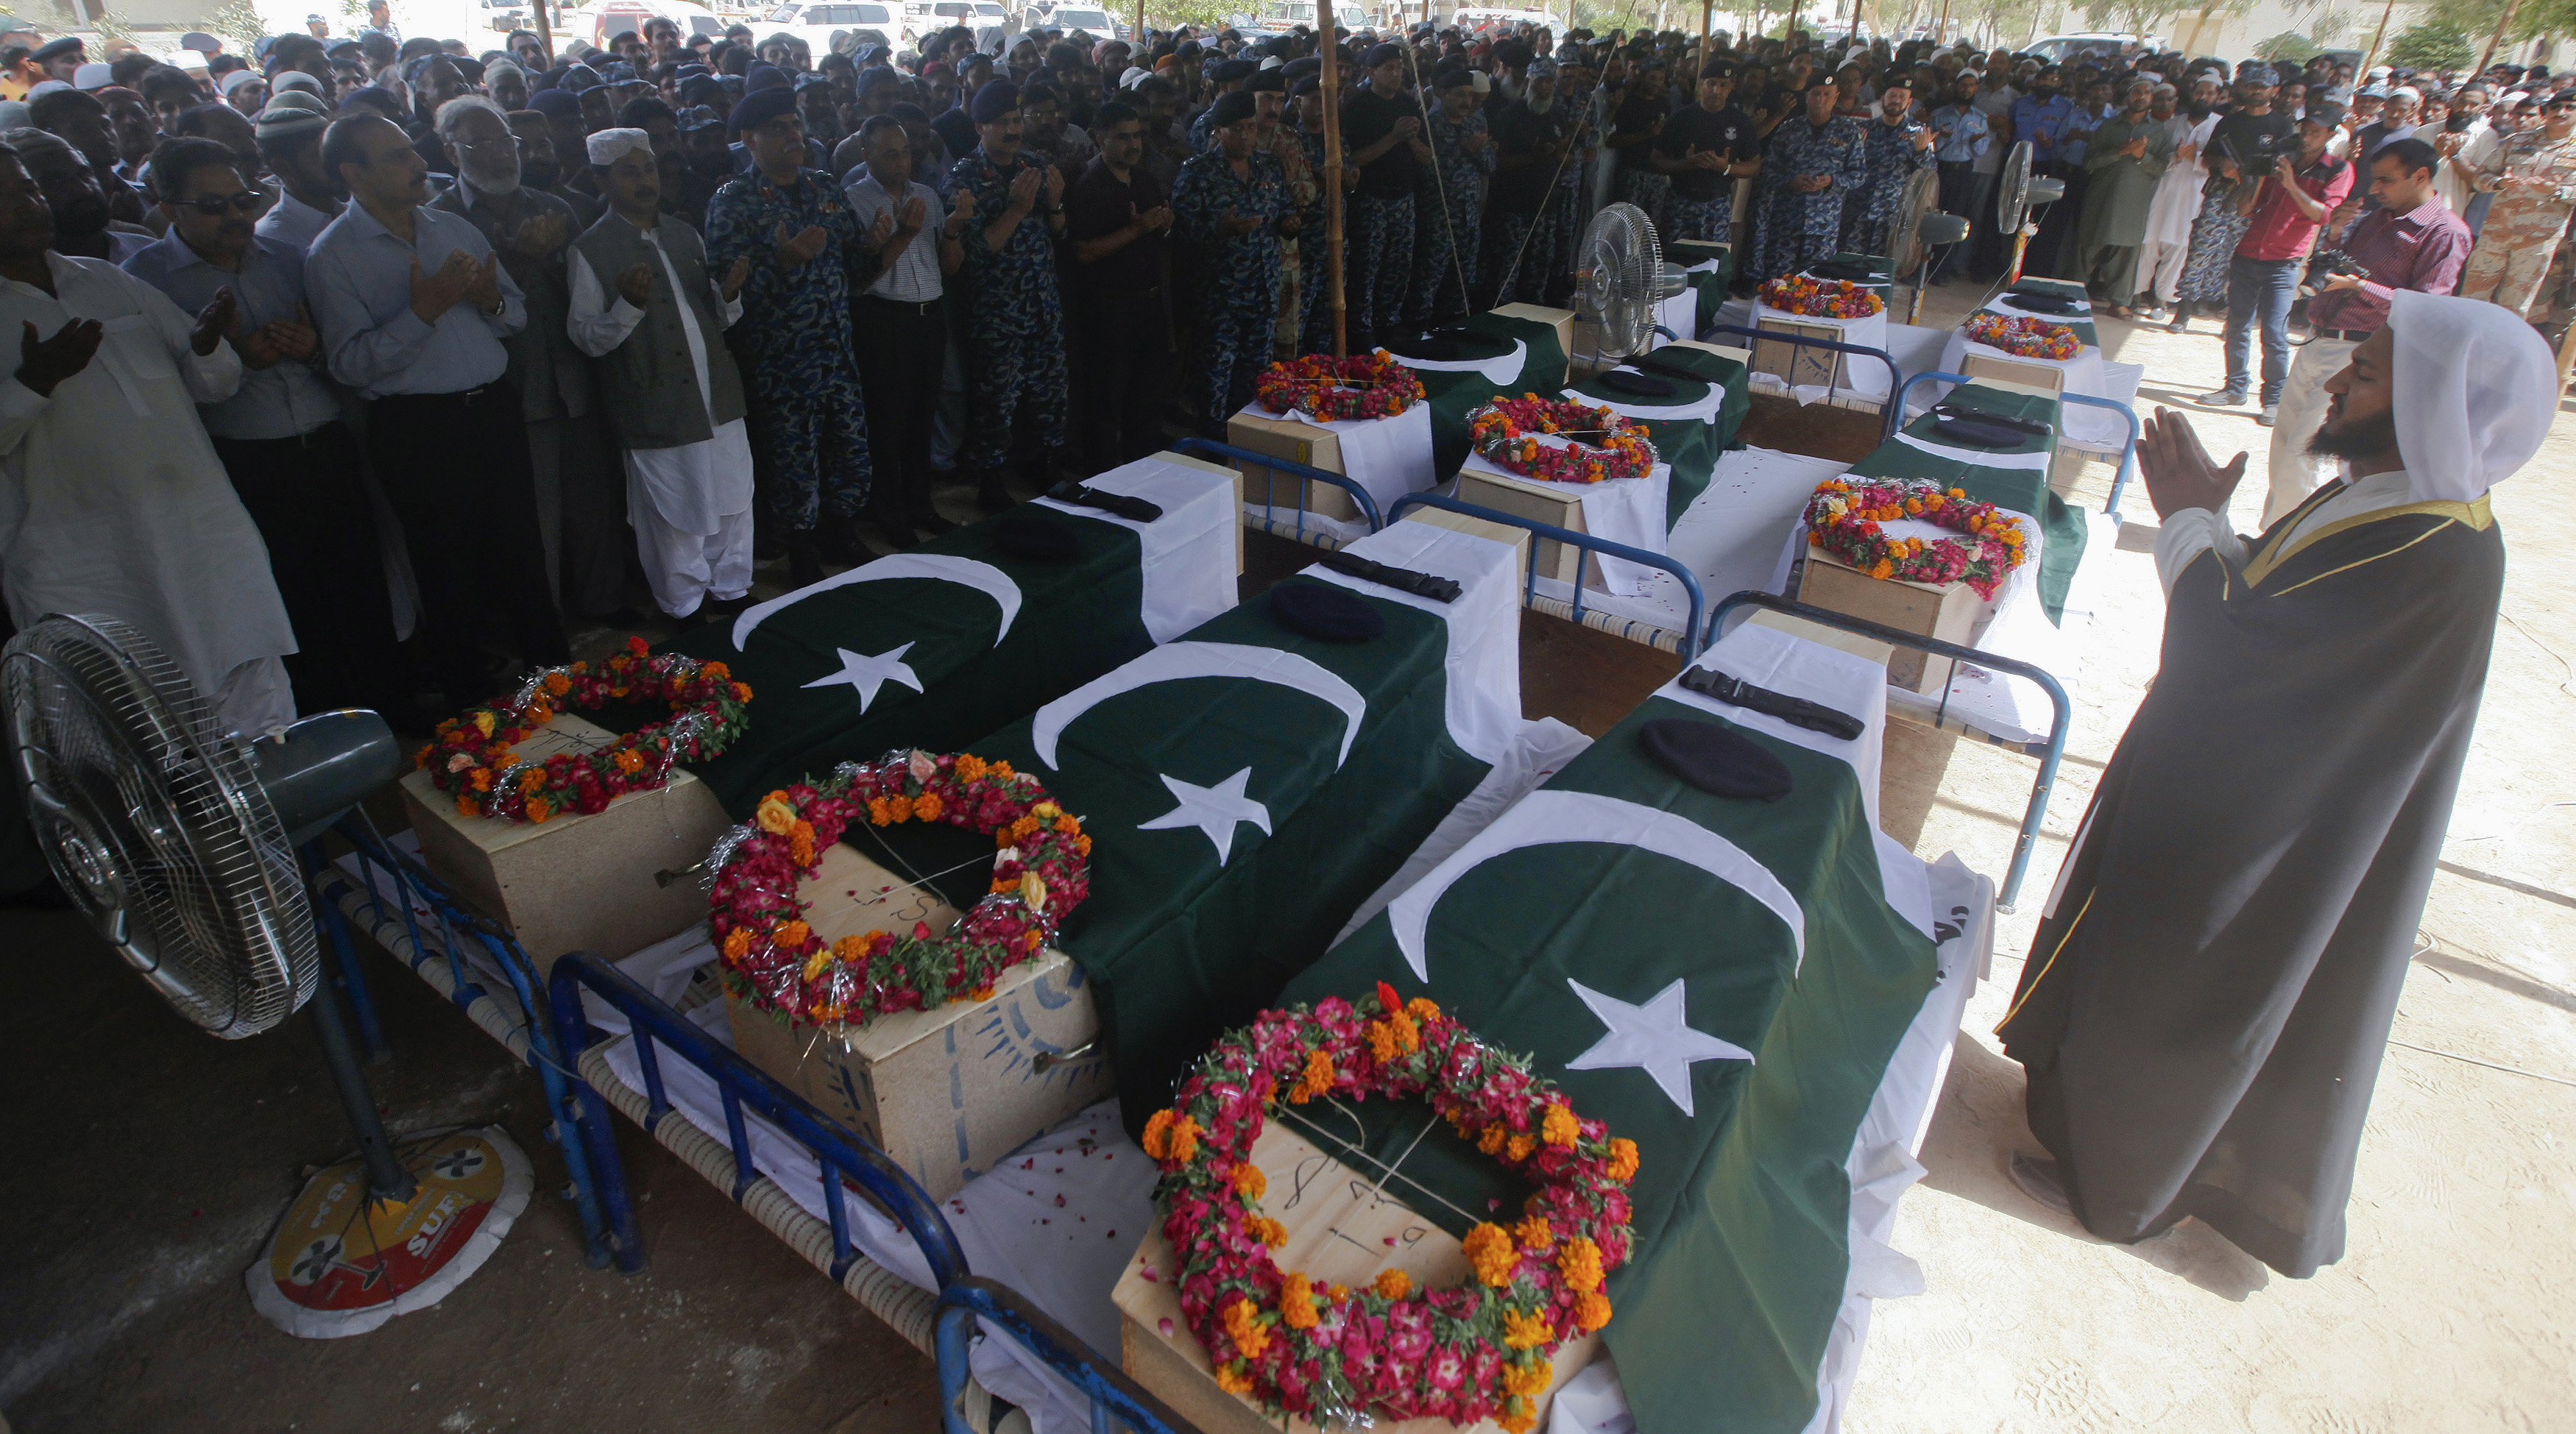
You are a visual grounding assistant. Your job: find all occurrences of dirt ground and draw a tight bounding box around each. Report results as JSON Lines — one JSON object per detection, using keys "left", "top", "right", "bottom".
{"left": 4, "top": 287, "right": 2572, "bottom": 1433}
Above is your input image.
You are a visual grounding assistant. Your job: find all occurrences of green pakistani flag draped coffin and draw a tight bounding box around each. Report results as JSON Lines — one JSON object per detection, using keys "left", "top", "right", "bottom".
{"left": 652, "top": 456, "right": 1239, "bottom": 814}
{"left": 1848, "top": 379, "right": 2085, "bottom": 621}
{"left": 921, "top": 517, "right": 1528, "bottom": 1131}
{"left": 1284, "top": 624, "right": 1941, "bottom": 1434}
{"left": 1563, "top": 344, "right": 1752, "bottom": 528}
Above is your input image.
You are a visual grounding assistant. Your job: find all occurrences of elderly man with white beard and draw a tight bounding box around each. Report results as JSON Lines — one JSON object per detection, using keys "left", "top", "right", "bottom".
{"left": 432, "top": 95, "right": 630, "bottom": 623}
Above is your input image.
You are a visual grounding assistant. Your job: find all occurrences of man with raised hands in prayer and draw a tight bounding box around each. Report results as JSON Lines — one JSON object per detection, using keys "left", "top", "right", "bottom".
{"left": 1998, "top": 293, "right": 2549, "bottom": 1281}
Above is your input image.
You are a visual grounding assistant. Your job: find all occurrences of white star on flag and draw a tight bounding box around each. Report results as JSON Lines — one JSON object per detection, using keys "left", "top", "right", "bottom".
{"left": 801, "top": 643, "right": 924, "bottom": 711}
{"left": 1563, "top": 977, "right": 1752, "bottom": 1117}
{"left": 1136, "top": 768, "right": 1272, "bottom": 865}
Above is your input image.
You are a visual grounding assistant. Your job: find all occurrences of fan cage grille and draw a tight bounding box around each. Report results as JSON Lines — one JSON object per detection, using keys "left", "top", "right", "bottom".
{"left": 4, "top": 614, "right": 314, "bottom": 1037}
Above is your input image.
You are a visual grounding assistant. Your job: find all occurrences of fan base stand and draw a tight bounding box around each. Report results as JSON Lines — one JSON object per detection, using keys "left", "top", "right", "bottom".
{"left": 247, "top": 1125, "right": 533, "bottom": 1339}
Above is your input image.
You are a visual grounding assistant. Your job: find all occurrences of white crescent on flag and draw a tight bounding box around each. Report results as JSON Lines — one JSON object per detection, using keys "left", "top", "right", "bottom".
{"left": 730, "top": 553, "right": 1026, "bottom": 652}
{"left": 1030, "top": 642, "right": 1369, "bottom": 770}
{"left": 1386, "top": 789, "right": 1807, "bottom": 982}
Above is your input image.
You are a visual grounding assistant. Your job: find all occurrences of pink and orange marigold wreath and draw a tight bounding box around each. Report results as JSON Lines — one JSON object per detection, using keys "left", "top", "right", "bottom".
{"left": 417, "top": 636, "right": 752, "bottom": 824}
{"left": 1467, "top": 394, "right": 1657, "bottom": 485}
{"left": 1758, "top": 273, "right": 1885, "bottom": 318}
{"left": 1804, "top": 475, "right": 2028, "bottom": 599}
{"left": 1144, "top": 983, "right": 1638, "bottom": 1433}
{"left": 1254, "top": 349, "right": 1429, "bottom": 422}
{"left": 1964, "top": 310, "right": 2084, "bottom": 361}
{"left": 708, "top": 750, "right": 1092, "bottom": 1029}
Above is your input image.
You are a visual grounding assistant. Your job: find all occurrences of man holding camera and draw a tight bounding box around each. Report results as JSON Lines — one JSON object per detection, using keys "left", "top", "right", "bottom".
{"left": 2262, "top": 138, "right": 2467, "bottom": 525}
{"left": 2195, "top": 103, "right": 2351, "bottom": 427}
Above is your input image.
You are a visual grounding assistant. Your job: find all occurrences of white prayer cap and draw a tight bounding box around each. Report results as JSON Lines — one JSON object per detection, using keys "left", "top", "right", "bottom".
{"left": 2389, "top": 84, "right": 2420, "bottom": 103}
{"left": 1469, "top": 71, "right": 1490, "bottom": 93}
{"left": 587, "top": 126, "right": 653, "bottom": 166}
{"left": 2388, "top": 288, "right": 2557, "bottom": 503}
{"left": 1260, "top": 54, "right": 1283, "bottom": 70}
{"left": 73, "top": 62, "right": 111, "bottom": 90}
{"left": 218, "top": 67, "right": 264, "bottom": 95}
{"left": 1119, "top": 65, "right": 1150, "bottom": 88}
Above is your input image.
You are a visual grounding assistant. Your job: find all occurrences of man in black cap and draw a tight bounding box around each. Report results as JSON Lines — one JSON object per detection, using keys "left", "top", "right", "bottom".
{"left": 948, "top": 78, "right": 1072, "bottom": 509}
{"left": 31, "top": 37, "right": 82, "bottom": 85}
{"left": 1066, "top": 99, "right": 1172, "bottom": 469}
{"left": 1409, "top": 65, "right": 1490, "bottom": 327}
{"left": 1174, "top": 88, "right": 1295, "bottom": 420}
{"left": 702, "top": 82, "right": 880, "bottom": 580}
{"left": 1484, "top": 57, "right": 1573, "bottom": 304}
{"left": 1189, "top": 56, "right": 1257, "bottom": 151}
{"left": 1341, "top": 41, "right": 1429, "bottom": 345}
{"left": 1652, "top": 59, "right": 1758, "bottom": 241}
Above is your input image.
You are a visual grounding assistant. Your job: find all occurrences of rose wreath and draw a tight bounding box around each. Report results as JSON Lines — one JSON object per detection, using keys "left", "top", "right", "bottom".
{"left": 1758, "top": 273, "right": 1885, "bottom": 318}
{"left": 709, "top": 750, "right": 1092, "bottom": 1029}
{"left": 1467, "top": 394, "right": 1657, "bottom": 485}
{"left": 1254, "top": 350, "right": 1428, "bottom": 422}
{"left": 1804, "top": 476, "right": 2028, "bottom": 599}
{"left": 1143, "top": 983, "right": 1638, "bottom": 1433}
{"left": 1964, "top": 310, "right": 2084, "bottom": 361}
{"left": 417, "top": 636, "right": 752, "bottom": 824}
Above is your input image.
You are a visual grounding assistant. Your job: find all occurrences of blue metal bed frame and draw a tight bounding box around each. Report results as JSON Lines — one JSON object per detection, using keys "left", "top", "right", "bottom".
{"left": 1387, "top": 491, "right": 1711, "bottom": 655}
{"left": 1888, "top": 369, "right": 2142, "bottom": 518}
{"left": 1170, "top": 436, "right": 1383, "bottom": 546}
{"left": 1703, "top": 322, "right": 1903, "bottom": 412}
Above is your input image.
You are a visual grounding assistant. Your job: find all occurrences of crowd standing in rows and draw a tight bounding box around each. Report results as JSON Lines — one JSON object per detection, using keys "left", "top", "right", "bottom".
{"left": 0, "top": 15, "right": 2567, "bottom": 739}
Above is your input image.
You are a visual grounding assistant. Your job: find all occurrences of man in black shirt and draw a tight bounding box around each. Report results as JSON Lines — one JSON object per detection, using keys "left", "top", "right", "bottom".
{"left": 1482, "top": 59, "right": 1575, "bottom": 303}
{"left": 1340, "top": 41, "right": 1431, "bottom": 345}
{"left": 1652, "top": 60, "right": 1756, "bottom": 240}
{"left": 1064, "top": 102, "right": 1175, "bottom": 469}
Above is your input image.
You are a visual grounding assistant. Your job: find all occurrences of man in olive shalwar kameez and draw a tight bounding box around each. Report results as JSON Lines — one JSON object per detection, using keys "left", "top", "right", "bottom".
{"left": 1998, "top": 291, "right": 2550, "bottom": 1279}
{"left": 2070, "top": 78, "right": 2171, "bottom": 318}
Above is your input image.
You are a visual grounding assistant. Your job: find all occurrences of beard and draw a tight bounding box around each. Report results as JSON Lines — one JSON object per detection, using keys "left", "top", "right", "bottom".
{"left": 520, "top": 155, "right": 559, "bottom": 189}
{"left": 2184, "top": 99, "right": 2212, "bottom": 118}
{"left": 462, "top": 152, "right": 523, "bottom": 194}
{"left": 2306, "top": 402, "right": 2399, "bottom": 461}
{"left": 1524, "top": 90, "right": 1554, "bottom": 115}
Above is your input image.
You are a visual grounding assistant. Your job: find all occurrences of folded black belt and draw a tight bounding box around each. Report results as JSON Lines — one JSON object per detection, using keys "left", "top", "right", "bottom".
{"left": 2318, "top": 327, "right": 2373, "bottom": 341}
{"left": 1314, "top": 547, "right": 1462, "bottom": 603}
{"left": 1677, "top": 664, "right": 1866, "bottom": 741}
{"left": 1047, "top": 480, "right": 1161, "bottom": 522}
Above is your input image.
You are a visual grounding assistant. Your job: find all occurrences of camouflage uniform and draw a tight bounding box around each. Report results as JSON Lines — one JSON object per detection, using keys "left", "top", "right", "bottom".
{"left": 2460, "top": 131, "right": 2576, "bottom": 319}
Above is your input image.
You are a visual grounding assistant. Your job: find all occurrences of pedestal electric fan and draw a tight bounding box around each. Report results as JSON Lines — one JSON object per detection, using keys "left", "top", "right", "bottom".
{"left": 1995, "top": 140, "right": 2067, "bottom": 286}
{"left": 1572, "top": 200, "right": 1691, "bottom": 369}
{"left": 2, "top": 614, "right": 528, "bottom": 1338}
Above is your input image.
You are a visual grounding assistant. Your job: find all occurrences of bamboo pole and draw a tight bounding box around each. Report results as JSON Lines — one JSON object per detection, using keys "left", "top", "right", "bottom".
{"left": 1320, "top": 0, "right": 1348, "bottom": 357}
{"left": 2360, "top": 0, "right": 2397, "bottom": 77}
{"left": 2474, "top": 0, "right": 2524, "bottom": 78}
{"left": 1135, "top": 0, "right": 1146, "bottom": 44}
{"left": 1701, "top": 0, "right": 1711, "bottom": 46}
{"left": 534, "top": 0, "right": 553, "bottom": 62}
{"left": 1933, "top": 0, "right": 1949, "bottom": 43}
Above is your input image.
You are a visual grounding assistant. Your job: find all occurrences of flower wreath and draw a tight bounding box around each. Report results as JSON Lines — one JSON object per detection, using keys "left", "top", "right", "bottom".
{"left": 1964, "top": 310, "right": 2084, "bottom": 361}
{"left": 417, "top": 636, "right": 752, "bottom": 824}
{"left": 709, "top": 750, "right": 1091, "bottom": 1029}
{"left": 1804, "top": 475, "right": 2028, "bottom": 600}
{"left": 1758, "top": 273, "right": 1885, "bottom": 318}
{"left": 1467, "top": 394, "right": 1657, "bottom": 486}
{"left": 1253, "top": 350, "right": 1428, "bottom": 422}
{"left": 1144, "top": 983, "right": 1637, "bottom": 1433}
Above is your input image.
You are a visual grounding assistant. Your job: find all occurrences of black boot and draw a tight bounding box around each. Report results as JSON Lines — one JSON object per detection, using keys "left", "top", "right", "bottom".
{"left": 815, "top": 511, "right": 867, "bottom": 567}
{"left": 976, "top": 467, "right": 1014, "bottom": 513}
{"left": 903, "top": 466, "right": 957, "bottom": 536}
{"left": 785, "top": 527, "right": 824, "bottom": 588}
{"left": 874, "top": 483, "right": 918, "bottom": 549}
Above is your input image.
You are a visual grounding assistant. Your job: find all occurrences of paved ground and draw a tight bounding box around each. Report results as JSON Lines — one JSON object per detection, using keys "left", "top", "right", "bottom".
{"left": 3, "top": 287, "right": 2572, "bottom": 1433}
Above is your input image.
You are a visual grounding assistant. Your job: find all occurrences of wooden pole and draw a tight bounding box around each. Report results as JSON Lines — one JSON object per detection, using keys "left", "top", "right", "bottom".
{"left": 534, "top": 0, "right": 554, "bottom": 61}
{"left": 2474, "top": 0, "right": 2524, "bottom": 78}
{"left": 1135, "top": 0, "right": 1146, "bottom": 46}
{"left": 1701, "top": 0, "right": 1711, "bottom": 47}
{"left": 1319, "top": 0, "right": 1348, "bottom": 358}
{"left": 2360, "top": 0, "right": 2398, "bottom": 77}
{"left": 1932, "top": 0, "right": 1949, "bottom": 43}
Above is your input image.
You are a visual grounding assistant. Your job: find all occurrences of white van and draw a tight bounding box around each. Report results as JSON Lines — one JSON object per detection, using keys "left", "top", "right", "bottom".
{"left": 764, "top": 0, "right": 902, "bottom": 53}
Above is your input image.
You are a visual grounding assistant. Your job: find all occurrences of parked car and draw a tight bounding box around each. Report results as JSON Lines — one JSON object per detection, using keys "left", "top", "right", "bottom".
{"left": 764, "top": 0, "right": 901, "bottom": 52}
{"left": 2024, "top": 32, "right": 2166, "bottom": 63}
{"left": 1038, "top": 4, "right": 1122, "bottom": 38}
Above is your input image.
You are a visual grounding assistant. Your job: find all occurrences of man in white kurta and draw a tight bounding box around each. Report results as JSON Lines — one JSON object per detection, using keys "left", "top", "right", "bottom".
{"left": 2137, "top": 82, "right": 2216, "bottom": 315}
{"left": 0, "top": 143, "right": 298, "bottom": 734}
{"left": 563, "top": 129, "right": 755, "bottom": 621}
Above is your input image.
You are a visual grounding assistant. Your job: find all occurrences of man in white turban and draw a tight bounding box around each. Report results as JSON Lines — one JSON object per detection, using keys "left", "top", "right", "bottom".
{"left": 1996, "top": 290, "right": 2550, "bottom": 1279}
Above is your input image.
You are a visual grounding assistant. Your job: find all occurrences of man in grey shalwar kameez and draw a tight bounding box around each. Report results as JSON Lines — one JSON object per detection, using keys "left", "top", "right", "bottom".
{"left": 2071, "top": 78, "right": 2171, "bottom": 318}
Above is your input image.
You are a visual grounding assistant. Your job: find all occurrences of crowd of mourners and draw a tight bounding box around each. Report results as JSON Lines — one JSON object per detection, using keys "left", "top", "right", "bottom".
{"left": 0, "top": 12, "right": 2568, "bottom": 740}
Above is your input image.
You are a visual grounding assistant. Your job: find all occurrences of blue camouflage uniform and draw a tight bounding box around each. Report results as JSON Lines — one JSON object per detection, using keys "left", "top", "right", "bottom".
{"left": 701, "top": 165, "right": 873, "bottom": 525}
{"left": 1409, "top": 105, "right": 1494, "bottom": 327}
{"left": 1173, "top": 146, "right": 1293, "bottom": 418}
{"left": 1754, "top": 113, "right": 1868, "bottom": 280}
{"left": 1295, "top": 124, "right": 1337, "bottom": 354}
{"left": 1843, "top": 113, "right": 1937, "bottom": 255}
{"left": 949, "top": 148, "right": 1071, "bottom": 473}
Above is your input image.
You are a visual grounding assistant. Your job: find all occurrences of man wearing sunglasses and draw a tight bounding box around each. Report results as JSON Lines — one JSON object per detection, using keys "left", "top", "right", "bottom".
{"left": 123, "top": 134, "right": 404, "bottom": 718}
{"left": 2458, "top": 90, "right": 2576, "bottom": 319}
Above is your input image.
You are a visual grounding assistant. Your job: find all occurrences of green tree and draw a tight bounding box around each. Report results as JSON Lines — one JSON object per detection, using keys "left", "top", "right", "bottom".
{"left": 204, "top": 0, "right": 266, "bottom": 49}
{"left": 2254, "top": 28, "right": 2319, "bottom": 59}
{"left": 2425, "top": 0, "right": 2576, "bottom": 50}
{"left": 2387, "top": 19, "right": 2474, "bottom": 68}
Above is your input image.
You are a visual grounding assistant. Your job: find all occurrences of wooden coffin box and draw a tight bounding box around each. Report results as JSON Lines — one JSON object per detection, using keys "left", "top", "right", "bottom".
{"left": 1453, "top": 466, "right": 1593, "bottom": 589}
{"left": 399, "top": 714, "right": 734, "bottom": 970}
{"left": 721, "top": 840, "right": 1111, "bottom": 1202}
{"left": 1794, "top": 547, "right": 1980, "bottom": 694}
{"left": 1752, "top": 316, "right": 1844, "bottom": 390}
{"left": 1226, "top": 410, "right": 1371, "bottom": 524}
{"left": 1113, "top": 1121, "right": 1600, "bottom": 1434}
{"left": 1486, "top": 302, "right": 1576, "bottom": 369}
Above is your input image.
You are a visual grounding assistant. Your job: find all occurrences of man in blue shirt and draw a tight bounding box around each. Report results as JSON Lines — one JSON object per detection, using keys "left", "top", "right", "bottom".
{"left": 2009, "top": 65, "right": 2074, "bottom": 169}
{"left": 125, "top": 134, "right": 401, "bottom": 717}
{"left": 1928, "top": 71, "right": 1991, "bottom": 283}
{"left": 306, "top": 112, "right": 567, "bottom": 707}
